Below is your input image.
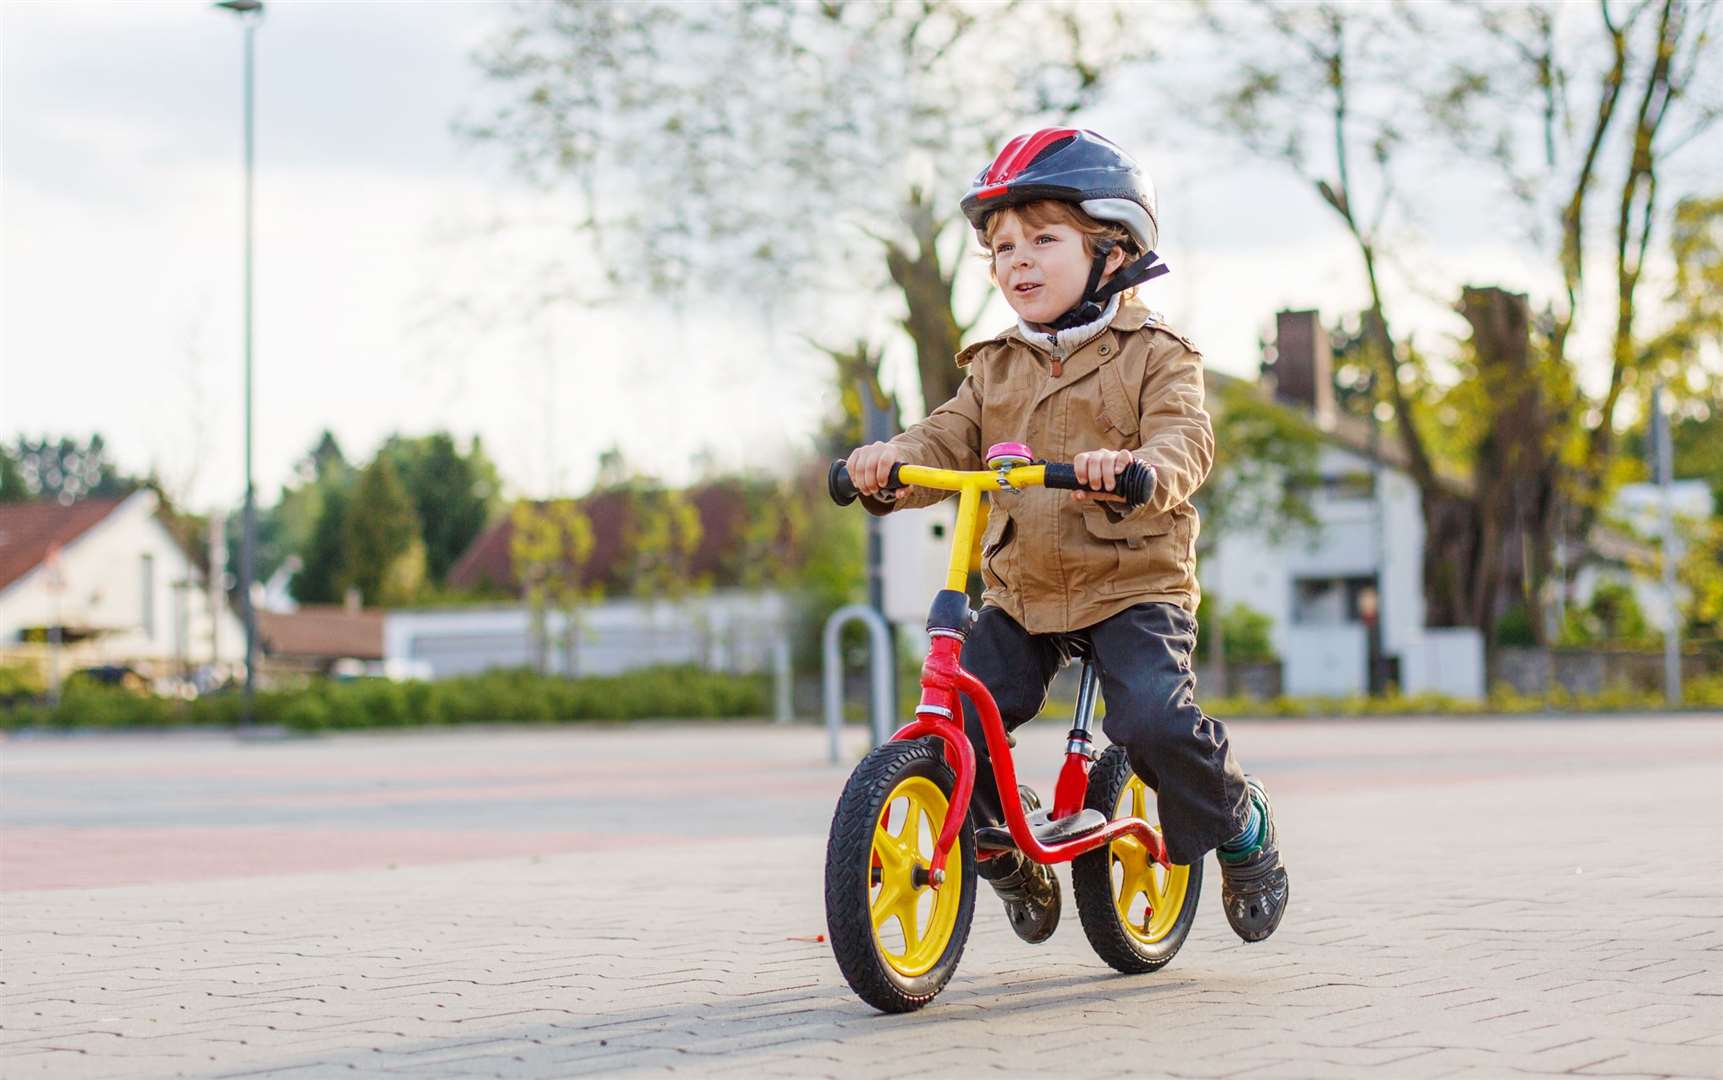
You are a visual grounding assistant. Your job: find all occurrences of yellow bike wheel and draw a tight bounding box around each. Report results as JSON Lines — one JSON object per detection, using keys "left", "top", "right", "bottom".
{"left": 825, "top": 738, "right": 976, "bottom": 1012}
{"left": 1070, "top": 744, "right": 1202, "bottom": 973}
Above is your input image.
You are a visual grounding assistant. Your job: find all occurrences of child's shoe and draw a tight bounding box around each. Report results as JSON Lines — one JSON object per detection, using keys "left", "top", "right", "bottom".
{"left": 978, "top": 786, "right": 1061, "bottom": 943}
{"left": 1217, "top": 776, "right": 1289, "bottom": 942}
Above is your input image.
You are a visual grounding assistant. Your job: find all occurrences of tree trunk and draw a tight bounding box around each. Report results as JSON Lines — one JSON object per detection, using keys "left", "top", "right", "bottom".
{"left": 884, "top": 187, "right": 966, "bottom": 416}
{"left": 1456, "top": 286, "right": 1560, "bottom": 642}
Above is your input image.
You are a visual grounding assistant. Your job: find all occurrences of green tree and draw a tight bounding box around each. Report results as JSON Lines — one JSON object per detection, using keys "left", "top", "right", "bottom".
{"left": 340, "top": 456, "right": 425, "bottom": 608}
{"left": 623, "top": 486, "right": 704, "bottom": 601}
{"left": 510, "top": 499, "right": 596, "bottom": 674}
{"left": 1679, "top": 518, "right": 1723, "bottom": 640}
{"left": 1194, "top": 597, "right": 1278, "bottom": 666}
{"left": 1197, "top": 381, "right": 1322, "bottom": 554}
{"left": 0, "top": 446, "right": 27, "bottom": 502}
{"left": 380, "top": 432, "right": 502, "bottom": 584}
{"left": 260, "top": 430, "right": 354, "bottom": 586}
{"left": 8, "top": 435, "right": 136, "bottom": 503}
{"left": 730, "top": 478, "right": 807, "bottom": 591}
{"left": 292, "top": 486, "right": 351, "bottom": 605}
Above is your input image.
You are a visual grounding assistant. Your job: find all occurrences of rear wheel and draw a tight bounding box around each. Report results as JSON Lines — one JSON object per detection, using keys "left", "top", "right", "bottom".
{"left": 1070, "top": 744, "right": 1201, "bottom": 973}
{"left": 824, "top": 738, "right": 976, "bottom": 1013}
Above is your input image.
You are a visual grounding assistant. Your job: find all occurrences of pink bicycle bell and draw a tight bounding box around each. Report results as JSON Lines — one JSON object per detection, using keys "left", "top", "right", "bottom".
{"left": 985, "top": 442, "right": 1034, "bottom": 470}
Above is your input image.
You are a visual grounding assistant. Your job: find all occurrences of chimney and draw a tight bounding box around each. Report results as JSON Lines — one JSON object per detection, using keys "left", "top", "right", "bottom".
{"left": 344, "top": 587, "right": 362, "bottom": 613}
{"left": 1272, "top": 310, "right": 1335, "bottom": 428}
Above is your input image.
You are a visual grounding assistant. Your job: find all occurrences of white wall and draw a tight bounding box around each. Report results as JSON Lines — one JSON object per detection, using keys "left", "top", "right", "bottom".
{"left": 1399, "top": 627, "right": 1486, "bottom": 698}
{"left": 0, "top": 491, "right": 244, "bottom": 672}
{"left": 1377, "top": 468, "right": 1427, "bottom": 657}
{"left": 385, "top": 590, "right": 794, "bottom": 679}
{"left": 1282, "top": 623, "right": 1368, "bottom": 696}
{"left": 881, "top": 502, "right": 957, "bottom": 624}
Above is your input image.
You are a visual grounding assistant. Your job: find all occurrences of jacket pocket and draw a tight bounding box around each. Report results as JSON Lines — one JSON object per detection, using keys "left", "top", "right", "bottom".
{"left": 1081, "top": 508, "right": 1186, "bottom": 595}
{"left": 1097, "top": 364, "right": 1141, "bottom": 441}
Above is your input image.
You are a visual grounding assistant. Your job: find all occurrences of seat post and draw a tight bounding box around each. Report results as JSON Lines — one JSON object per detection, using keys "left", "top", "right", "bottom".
{"left": 1050, "top": 659, "right": 1103, "bottom": 818}
{"left": 1070, "top": 660, "right": 1100, "bottom": 744}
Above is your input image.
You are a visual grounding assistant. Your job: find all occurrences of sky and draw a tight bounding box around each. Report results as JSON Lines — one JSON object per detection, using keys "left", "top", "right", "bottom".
{"left": 2, "top": 1, "right": 1715, "bottom": 514}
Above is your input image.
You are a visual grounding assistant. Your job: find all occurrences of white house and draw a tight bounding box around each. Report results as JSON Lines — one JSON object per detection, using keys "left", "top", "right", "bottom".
{"left": 1185, "top": 311, "right": 1492, "bottom": 698}
{"left": 0, "top": 491, "right": 245, "bottom": 687}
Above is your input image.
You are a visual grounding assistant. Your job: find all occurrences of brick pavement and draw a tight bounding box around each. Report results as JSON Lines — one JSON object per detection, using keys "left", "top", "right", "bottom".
{"left": 3, "top": 715, "right": 1721, "bottom": 1078}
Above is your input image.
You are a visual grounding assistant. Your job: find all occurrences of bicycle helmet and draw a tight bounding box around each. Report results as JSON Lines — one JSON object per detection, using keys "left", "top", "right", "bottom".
{"left": 961, "top": 128, "right": 1168, "bottom": 331}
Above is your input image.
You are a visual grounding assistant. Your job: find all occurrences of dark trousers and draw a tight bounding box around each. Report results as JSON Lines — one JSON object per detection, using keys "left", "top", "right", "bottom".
{"left": 958, "top": 602, "right": 1249, "bottom": 865}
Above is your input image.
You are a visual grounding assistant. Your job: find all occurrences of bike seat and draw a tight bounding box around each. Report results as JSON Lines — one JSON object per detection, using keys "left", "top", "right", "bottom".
{"left": 974, "top": 807, "right": 1109, "bottom": 852}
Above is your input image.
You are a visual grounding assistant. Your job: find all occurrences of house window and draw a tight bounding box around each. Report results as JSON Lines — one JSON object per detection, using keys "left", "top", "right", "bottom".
{"left": 1292, "top": 575, "right": 1378, "bottom": 625}
{"left": 1324, "top": 471, "right": 1376, "bottom": 500}
{"left": 1286, "top": 471, "right": 1376, "bottom": 501}
{"left": 141, "top": 554, "right": 155, "bottom": 639}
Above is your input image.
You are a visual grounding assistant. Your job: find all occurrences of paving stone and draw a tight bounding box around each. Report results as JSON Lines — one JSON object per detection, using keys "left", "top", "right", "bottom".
{"left": 2, "top": 717, "right": 1719, "bottom": 1078}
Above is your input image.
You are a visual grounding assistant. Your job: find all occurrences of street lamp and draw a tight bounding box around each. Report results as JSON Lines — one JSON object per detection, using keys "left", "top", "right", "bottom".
{"left": 215, "top": 0, "right": 263, "bottom": 722}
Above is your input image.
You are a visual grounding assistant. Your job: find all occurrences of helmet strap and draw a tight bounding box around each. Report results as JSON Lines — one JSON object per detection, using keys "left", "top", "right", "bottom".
{"left": 1048, "top": 243, "right": 1170, "bottom": 332}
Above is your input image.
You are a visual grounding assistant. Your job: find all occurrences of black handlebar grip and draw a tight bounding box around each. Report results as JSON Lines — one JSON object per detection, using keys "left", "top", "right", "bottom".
{"left": 828, "top": 460, "right": 906, "bottom": 507}
{"left": 1115, "top": 460, "right": 1155, "bottom": 507}
{"left": 1042, "top": 463, "right": 1080, "bottom": 490}
{"left": 827, "top": 460, "right": 860, "bottom": 506}
{"left": 1045, "top": 460, "right": 1157, "bottom": 508}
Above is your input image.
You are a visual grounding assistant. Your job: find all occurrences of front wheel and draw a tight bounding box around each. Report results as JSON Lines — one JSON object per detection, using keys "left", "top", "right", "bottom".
{"left": 1071, "top": 744, "right": 1202, "bottom": 973}
{"left": 824, "top": 737, "right": 976, "bottom": 1013}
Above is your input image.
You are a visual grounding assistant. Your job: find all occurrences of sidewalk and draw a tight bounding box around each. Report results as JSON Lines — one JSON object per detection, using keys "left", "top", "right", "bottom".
{"left": 4, "top": 715, "right": 1721, "bottom": 1078}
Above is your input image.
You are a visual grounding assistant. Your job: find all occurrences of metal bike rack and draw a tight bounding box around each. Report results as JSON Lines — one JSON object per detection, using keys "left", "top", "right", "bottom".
{"left": 822, "top": 604, "right": 894, "bottom": 764}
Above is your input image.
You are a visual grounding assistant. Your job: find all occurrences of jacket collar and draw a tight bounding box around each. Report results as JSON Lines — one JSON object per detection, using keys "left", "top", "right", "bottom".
{"left": 1015, "top": 295, "right": 1120, "bottom": 361}
{"left": 957, "top": 297, "right": 1156, "bottom": 367}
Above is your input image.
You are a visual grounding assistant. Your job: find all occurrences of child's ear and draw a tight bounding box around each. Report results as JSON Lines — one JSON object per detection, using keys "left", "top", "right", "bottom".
{"left": 1105, "top": 244, "right": 1129, "bottom": 275}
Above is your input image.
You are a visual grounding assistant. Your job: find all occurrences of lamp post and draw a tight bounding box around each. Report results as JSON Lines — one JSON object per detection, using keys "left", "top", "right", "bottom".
{"left": 215, "top": 0, "right": 263, "bottom": 722}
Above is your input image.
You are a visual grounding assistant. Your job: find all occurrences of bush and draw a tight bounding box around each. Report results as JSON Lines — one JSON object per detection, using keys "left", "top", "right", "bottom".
{"left": 1195, "top": 597, "right": 1278, "bottom": 664}
{"left": 1493, "top": 605, "right": 1538, "bottom": 647}
{"left": 1203, "top": 681, "right": 1703, "bottom": 719}
{"left": 0, "top": 665, "right": 771, "bottom": 732}
{"left": 0, "top": 664, "right": 43, "bottom": 702}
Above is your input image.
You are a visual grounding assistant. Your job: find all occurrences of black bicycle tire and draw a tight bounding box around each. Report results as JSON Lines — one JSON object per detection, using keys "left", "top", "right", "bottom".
{"left": 824, "top": 737, "right": 977, "bottom": 1013}
{"left": 1070, "top": 744, "right": 1202, "bottom": 974}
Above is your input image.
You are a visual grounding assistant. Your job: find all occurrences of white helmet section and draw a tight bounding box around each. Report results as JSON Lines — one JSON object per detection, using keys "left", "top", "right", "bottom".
{"left": 1080, "top": 196, "right": 1159, "bottom": 256}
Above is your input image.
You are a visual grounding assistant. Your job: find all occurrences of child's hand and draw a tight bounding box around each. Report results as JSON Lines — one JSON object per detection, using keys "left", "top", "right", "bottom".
{"left": 1071, "top": 449, "right": 1135, "bottom": 501}
{"left": 846, "top": 442, "right": 905, "bottom": 499}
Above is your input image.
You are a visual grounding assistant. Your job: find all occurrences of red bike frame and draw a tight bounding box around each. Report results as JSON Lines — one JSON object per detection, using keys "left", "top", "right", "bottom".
{"left": 891, "top": 632, "right": 1170, "bottom": 887}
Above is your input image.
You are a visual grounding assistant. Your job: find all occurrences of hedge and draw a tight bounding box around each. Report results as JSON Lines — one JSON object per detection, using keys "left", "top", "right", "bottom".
{"left": 1200, "top": 674, "right": 1723, "bottom": 719}
{"left": 0, "top": 665, "right": 770, "bottom": 732}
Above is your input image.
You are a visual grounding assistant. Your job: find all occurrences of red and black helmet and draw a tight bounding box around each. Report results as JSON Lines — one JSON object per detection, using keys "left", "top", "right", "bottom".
{"left": 960, "top": 128, "right": 1159, "bottom": 254}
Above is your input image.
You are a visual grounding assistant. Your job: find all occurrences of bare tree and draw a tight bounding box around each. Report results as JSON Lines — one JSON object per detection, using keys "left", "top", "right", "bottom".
{"left": 464, "top": 0, "right": 1154, "bottom": 417}
{"left": 1433, "top": 0, "right": 1720, "bottom": 571}
{"left": 1201, "top": 0, "right": 1718, "bottom": 641}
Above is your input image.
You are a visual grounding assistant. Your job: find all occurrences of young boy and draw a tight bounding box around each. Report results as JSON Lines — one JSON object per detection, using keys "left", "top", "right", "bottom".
{"left": 846, "top": 129, "right": 1288, "bottom": 945}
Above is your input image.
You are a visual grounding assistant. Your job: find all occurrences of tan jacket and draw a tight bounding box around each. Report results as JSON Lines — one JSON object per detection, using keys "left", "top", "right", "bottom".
{"left": 869, "top": 298, "right": 1213, "bottom": 633}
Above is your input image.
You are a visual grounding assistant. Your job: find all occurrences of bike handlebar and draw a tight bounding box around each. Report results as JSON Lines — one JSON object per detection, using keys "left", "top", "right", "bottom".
{"left": 827, "top": 458, "right": 1155, "bottom": 509}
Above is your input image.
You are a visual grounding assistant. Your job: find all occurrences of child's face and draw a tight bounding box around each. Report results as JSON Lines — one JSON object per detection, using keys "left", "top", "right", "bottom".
{"left": 989, "top": 209, "right": 1105, "bottom": 327}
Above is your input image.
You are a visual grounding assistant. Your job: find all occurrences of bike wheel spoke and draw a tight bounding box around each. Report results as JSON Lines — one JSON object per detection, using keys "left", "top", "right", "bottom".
{"left": 898, "top": 902, "right": 923, "bottom": 952}
{"left": 871, "top": 881, "right": 905, "bottom": 931}
{"left": 873, "top": 825, "right": 909, "bottom": 874}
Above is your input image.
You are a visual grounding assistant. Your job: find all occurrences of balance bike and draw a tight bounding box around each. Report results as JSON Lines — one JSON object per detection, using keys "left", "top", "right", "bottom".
{"left": 822, "top": 443, "right": 1202, "bottom": 1013}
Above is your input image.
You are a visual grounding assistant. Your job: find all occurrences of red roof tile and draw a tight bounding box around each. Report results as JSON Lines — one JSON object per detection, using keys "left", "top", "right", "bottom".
{"left": 0, "top": 498, "right": 128, "bottom": 594}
